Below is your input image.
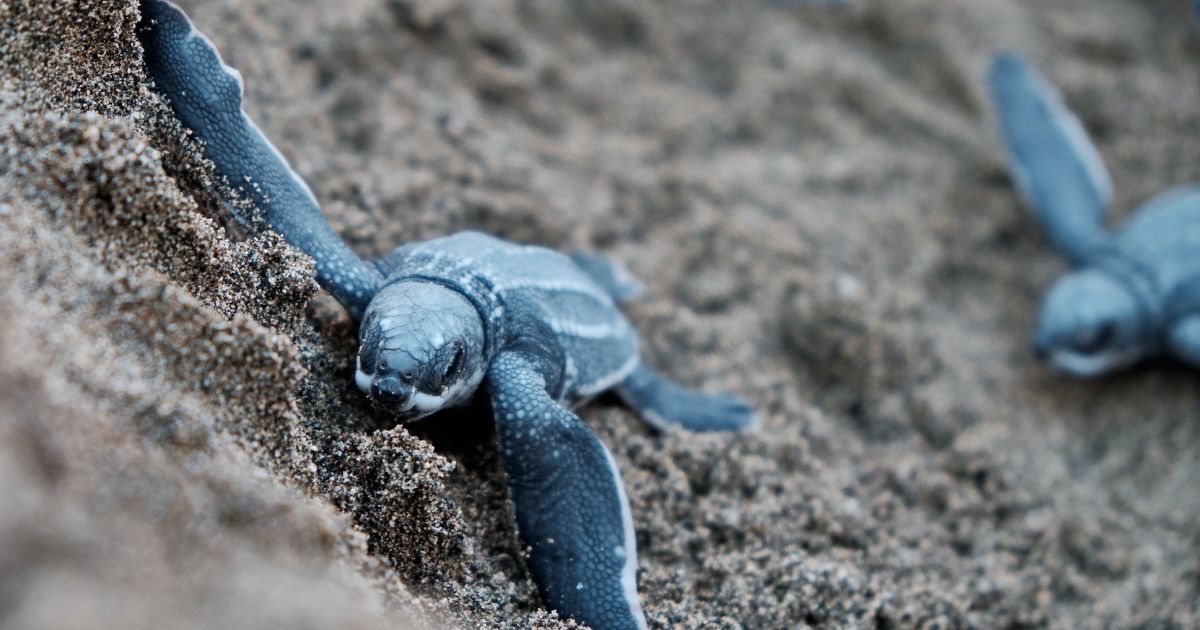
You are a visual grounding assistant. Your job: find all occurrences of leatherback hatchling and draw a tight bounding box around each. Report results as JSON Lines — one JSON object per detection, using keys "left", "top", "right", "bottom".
{"left": 988, "top": 53, "right": 1200, "bottom": 377}
{"left": 138, "top": 2, "right": 756, "bottom": 629}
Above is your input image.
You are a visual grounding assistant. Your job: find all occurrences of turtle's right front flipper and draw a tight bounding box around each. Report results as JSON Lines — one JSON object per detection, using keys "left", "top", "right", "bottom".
{"left": 987, "top": 53, "right": 1114, "bottom": 265}
{"left": 138, "top": 0, "right": 382, "bottom": 318}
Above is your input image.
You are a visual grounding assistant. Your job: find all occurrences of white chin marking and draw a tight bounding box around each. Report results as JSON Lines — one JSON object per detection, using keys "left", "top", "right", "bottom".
{"left": 1049, "top": 350, "right": 1127, "bottom": 377}
{"left": 355, "top": 359, "right": 373, "bottom": 394}
{"left": 409, "top": 390, "right": 450, "bottom": 413}
{"left": 407, "top": 368, "right": 484, "bottom": 414}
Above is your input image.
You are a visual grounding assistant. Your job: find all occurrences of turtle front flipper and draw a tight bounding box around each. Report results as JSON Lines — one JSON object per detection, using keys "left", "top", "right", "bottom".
{"left": 487, "top": 352, "right": 647, "bottom": 630}
{"left": 616, "top": 363, "right": 757, "bottom": 432}
{"left": 987, "top": 53, "right": 1114, "bottom": 265}
{"left": 138, "top": 0, "right": 382, "bottom": 318}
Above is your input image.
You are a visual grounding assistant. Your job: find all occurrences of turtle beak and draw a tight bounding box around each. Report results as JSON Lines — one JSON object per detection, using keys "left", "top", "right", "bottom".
{"left": 1032, "top": 338, "right": 1049, "bottom": 360}
{"left": 371, "top": 375, "right": 413, "bottom": 408}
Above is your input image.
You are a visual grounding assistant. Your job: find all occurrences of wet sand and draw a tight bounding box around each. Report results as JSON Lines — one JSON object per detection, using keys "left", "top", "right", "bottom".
{"left": 2, "top": 0, "right": 1199, "bottom": 627}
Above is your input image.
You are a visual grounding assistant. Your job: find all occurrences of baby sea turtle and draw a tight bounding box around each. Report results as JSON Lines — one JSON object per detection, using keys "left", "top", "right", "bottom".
{"left": 987, "top": 53, "right": 1200, "bottom": 377}
{"left": 138, "top": 3, "right": 755, "bottom": 629}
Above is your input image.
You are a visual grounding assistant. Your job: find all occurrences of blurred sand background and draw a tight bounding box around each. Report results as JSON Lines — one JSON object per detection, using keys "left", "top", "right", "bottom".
{"left": 2, "top": 0, "right": 1199, "bottom": 627}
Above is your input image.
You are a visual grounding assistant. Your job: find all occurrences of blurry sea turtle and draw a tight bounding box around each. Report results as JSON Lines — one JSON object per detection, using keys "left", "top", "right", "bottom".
{"left": 987, "top": 53, "right": 1200, "bottom": 376}
{"left": 138, "top": 2, "right": 755, "bottom": 629}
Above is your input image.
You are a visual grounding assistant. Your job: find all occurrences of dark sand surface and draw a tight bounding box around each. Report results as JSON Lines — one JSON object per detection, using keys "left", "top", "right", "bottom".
{"left": 2, "top": 0, "right": 1199, "bottom": 628}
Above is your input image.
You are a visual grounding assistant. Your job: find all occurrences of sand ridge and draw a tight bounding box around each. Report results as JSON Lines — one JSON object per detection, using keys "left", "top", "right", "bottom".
{"left": 2, "top": 0, "right": 1199, "bottom": 628}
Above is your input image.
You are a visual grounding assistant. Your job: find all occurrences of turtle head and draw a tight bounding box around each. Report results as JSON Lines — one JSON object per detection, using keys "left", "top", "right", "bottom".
{"left": 1033, "top": 269, "right": 1151, "bottom": 377}
{"left": 356, "top": 281, "right": 486, "bottom": 420}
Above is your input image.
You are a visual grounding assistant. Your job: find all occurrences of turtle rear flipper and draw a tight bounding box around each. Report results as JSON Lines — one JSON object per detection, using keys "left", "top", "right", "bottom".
{"left": 616, "top": 364, "right": 757, "bottom": 433}
{"left": 987, "top": 53, "right": 1114, "bottom": 265}
{"left": 569, "top": 251, "right": 644, "bottom": 303}
{"left": 138, "top": 0, "right": 382, "bottom": 318}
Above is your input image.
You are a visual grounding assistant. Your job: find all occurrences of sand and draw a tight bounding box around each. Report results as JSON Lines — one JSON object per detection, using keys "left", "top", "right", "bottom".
{"left": 2, "top": 0, "right": 1198, "bottom": 628}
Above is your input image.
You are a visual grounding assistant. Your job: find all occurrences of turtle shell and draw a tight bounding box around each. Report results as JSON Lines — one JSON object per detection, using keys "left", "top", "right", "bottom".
{"left": 375, "top": 232, "right": 640, "bottom": 403}
{"left": 1111, "top": 187, "right": 1200, "bottom": 300}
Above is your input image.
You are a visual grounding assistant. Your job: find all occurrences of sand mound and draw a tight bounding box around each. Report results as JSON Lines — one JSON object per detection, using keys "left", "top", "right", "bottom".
{"left": 2, "top": 0, "right": 1198, "bottom": 627}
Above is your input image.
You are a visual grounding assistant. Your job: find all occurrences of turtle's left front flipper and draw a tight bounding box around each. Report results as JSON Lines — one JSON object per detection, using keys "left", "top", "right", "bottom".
{"left": 137, "top": 0, "right": 382, "bottom": 318}
{"left": 487, "top": 352, "right": 647, "bottom": 630}
{"left": 987, "top": 53, "right": 1114, "bottom": 265}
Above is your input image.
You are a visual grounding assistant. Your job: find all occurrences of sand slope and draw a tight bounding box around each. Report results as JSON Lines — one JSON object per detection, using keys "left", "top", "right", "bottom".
{"left": 2, "top": 0, "right": 1198, "bottom": 627}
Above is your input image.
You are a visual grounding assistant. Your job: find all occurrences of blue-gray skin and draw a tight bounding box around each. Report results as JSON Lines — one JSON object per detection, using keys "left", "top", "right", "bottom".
{"left": 138, "top": 3, "right": 756, "bottom": 628}
{"left": 987, "top": 53, "right": 1200, "bottom": 376}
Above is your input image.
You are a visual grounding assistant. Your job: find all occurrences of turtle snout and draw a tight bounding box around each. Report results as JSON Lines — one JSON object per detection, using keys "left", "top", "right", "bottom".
{"left": 372, "top": 376, "right": 412, "bottom": 406}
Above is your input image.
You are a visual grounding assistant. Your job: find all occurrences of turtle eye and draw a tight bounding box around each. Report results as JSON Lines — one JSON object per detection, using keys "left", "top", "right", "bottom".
{"left": 444, "top": 343, "right": 465, "bottom": 382}
{"left": 1076, "top": 322, "right": 1114, "bottom": 354}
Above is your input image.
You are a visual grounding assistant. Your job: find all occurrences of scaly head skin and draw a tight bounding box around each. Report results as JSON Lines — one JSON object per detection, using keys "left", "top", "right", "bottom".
{"left": 1034, "top": 269, "right": 1152, "bottom": 377}
{"left": 356, "top": 281, "right": 486, "bottom": 420}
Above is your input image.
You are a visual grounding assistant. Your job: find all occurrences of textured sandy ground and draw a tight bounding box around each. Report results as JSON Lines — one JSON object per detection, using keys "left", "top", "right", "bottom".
{"left": 2, "top": 0, "right": 1199, "bottom": 628}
